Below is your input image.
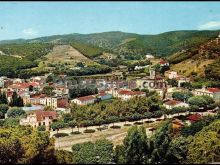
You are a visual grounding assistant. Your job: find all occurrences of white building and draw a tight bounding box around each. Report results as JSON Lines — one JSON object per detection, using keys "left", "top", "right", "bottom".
{"left": 165, "top": 71, "right": 178, "bottom": 79}
{"left": 107, "top": 89, "right": 145, "bottom": 101}
{"left": 163, "top": 100, "right": 189, "bottom": 110}
{"left": 194, "top": 87, "right": 220, "bottom": 102}
{"left": 71, "top": 95, "right": 96, "bottom": 105}
{"left": 145, "top": 54, "right": 154, "bottom": 60}
{"left": 20, "top": 110, "right": 58, "bottom": 130}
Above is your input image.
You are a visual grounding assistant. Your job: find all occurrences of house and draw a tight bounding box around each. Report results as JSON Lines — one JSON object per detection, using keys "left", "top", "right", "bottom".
{"left": 176, "top": 77, "right": 191, "bottom": 87}
{"left": 186, "top": 113, "right": 202, "bottom": 123}
{"left": 160, "top": 59, "right": 169, "bottom": 67}
{"left": 71, "top": 95, "right": 96, "bottom": 105}
{"left": 134, "top": 65, "right": 149, "bottom": 71}
{"left": 194, "top": 87, "right": 220, "bottom": 102}
{"left": 39, "top": 96, "right": 69, "bottom": 109}
{"left": 165, "top": 71, "right": 178, "bottom": 79}
{"left": 8, "top": 82, "right": 40, "bottom": 93}
{"left": 20, "top": 110, "right": 58, "bottom": 130}
{"left": 163, "top": 100, "right": 189, "bottom": 109}
{"left": 56, "top": 98, "right": 70, "bottom": 112}
{"left": 107, "top": 89, "right": 145, "bottom": 101}
{"left": 98, "top": 92, "right": 113, "bottom": 101}
{"left": 23, "top": 94, "right": 47, "bottom": 105}
{"left": 145, "top": 54, "right": 154, "bottom": 60}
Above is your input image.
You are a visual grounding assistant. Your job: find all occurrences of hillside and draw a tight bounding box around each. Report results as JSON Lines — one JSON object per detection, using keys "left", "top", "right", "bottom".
{"left": 1, "top": 30, "right": 220, "bottom": 58}
{"left": 169, "top": 35, "right": 220, "bottom": 78}
{"left": 39, "top": 44, "right": 97, "bottom": 69}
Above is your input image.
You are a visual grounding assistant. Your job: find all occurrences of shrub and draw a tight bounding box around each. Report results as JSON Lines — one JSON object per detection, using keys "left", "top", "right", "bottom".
{"left": 145, "top": 120, "right": 154, "bottom": 123}
{"left": 83, "top": 129, "right": 96, "bottom": 133}
{"left": 37, "top": 125, "right": 46, "bottom": 132}
{"left": 96, "top": 127, "right": 108, "bottom": 131}
{"left": 70, "top": 131, "right": 81, "bottom": 135}
{"left": 53, "top": 133, "right": 69, "bottom": 138}
{"left": 110, "top": 125, "right": 121, "bottom": 129}
{"left": 124, "top": 124, "right": 132, "bottom": 126}
{"left": 133, "top": 122, "right": 144, "bottom": 125}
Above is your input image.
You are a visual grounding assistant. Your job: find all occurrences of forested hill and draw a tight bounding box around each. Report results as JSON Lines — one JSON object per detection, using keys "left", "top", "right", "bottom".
{"left": 168, "top": 34, "right": 220, "bottom": 80}
{"left": 1, "top": 30, "right": 220, "bottom": 57}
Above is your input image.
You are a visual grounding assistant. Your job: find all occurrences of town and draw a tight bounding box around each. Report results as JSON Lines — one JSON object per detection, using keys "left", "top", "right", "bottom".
{"left": 1, "top": 1, "right": 220, "bottom": 164}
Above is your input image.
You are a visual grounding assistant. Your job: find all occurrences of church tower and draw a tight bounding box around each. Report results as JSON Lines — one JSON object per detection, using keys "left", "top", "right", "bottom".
{"left": 149, "top": 67, "right": 156, "bottom": 79}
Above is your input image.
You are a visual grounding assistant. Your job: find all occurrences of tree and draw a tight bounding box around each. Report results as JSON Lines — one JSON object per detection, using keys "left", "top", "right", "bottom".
{"left": 186, "top": 120, "right": 220, "bottom": 164}
{"left": 188, "top": 96, "right": 209, "bottom": 108}
{"left": 168, "top": 78, "right": 178, "bottom": 87}
{"left": 9, "top": 91, "right": 24, "bottom": 107}
{"left": 172, "top": 91, "right": 193, "bottom": 102}
{"left": 75, "top": 62, "right": 84, "bottom": 68}
{"left": 0, "top": 91, "right": 7, "bottom": 104}
{"left": 42, "top": 86, "right": 55, "bottom": 96}
{"left": 68, "top": 120, "right": 76, "bottom": 133}
{"left": 0, "top": 125, "right": 56, "bottom": 164}
{"left": 108, "top": 116, "right": 119, "bottom": 126}
{"left": 150, "top": 121, "right": 172, "bottom": 164}
{"left": 0, "top": 104, "right": 8, "bottom": 119}
{"left": 29, "top": 85, "right": 33, "bottom": 92}
{"left": 71, "top": 139, "right": 114, "bottom": 164}
{"left": 46, "top": 74, "right": 54, "bottom": 83}
{"left": 122, "top": 126, "right": 150, "bottom": 164}
{"left": 166, "top": 136, "right": 189, "bottom": 164}
{"left": 37, "top": 125, "right": 46, "bottom": 132}
{"left": 7, "top": 107, "right": 25, "bottom": 118}
{"left": 51, "top": 121, "right": 66, "bottom": 134}
{"left": 54, "top": 150, "right": 74, "bottom": 164}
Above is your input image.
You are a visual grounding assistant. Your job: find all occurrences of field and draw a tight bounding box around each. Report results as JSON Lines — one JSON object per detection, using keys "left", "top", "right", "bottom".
{"left": 39, "top": 44, "right": 97, "bottom": 69}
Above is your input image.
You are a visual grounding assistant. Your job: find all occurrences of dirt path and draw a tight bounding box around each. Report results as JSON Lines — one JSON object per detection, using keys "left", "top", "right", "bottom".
{"left": 53, "top": 111, "right": 216, "bottom": 151}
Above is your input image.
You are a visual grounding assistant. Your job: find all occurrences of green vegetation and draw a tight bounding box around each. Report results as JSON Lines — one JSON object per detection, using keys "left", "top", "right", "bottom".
{"left": 7, "top": 107, "right": 25, "bottom": 118}
{"left": 0, "top": 104, "right": 8, "bottom": 119}
{"left": 205, "top": 58, "right": 220, "bottom": 81}
{"left": 9, "top": 91, "right": 24, "bottom": 107}
{"left": 172, "top": 91, "right": 193, "bottom": 102}
{"left": 71, "top": 139, "right": 114, "bottom": 164}
{"left": 70, "top": 42, "right": 104, "bottom": 58}
{"left": 69, "top": 85, "right": 98, "bottom": 99}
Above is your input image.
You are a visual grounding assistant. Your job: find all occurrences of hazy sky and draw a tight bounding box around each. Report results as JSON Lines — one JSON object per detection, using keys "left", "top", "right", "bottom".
{"left": 1, "top": 1, "right": 220, "bottom": 40}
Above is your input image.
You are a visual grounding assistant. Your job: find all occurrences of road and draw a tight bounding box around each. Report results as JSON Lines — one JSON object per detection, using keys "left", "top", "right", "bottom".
{"left": 52, "top": 110, "right": 216, "bottom": 151}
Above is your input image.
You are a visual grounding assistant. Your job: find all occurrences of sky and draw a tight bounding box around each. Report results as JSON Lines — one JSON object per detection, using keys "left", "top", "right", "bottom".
{"left": 1, "top": 1, "right": 220, "bottom": 40}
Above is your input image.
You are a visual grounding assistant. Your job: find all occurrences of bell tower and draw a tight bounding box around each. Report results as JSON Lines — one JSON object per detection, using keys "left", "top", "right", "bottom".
{"left": 149, "top": 67, "right": 155, "bottom": 79}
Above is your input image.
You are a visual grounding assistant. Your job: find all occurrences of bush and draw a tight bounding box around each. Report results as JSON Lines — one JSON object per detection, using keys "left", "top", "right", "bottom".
{"left": 133, "top": 122, "right": 144, "bottom": 125}
{"left": 70, "top": 131, "right": 81, "bottom": 135}
{"left": 110, "top": 125, "right": 121, "bottom": 129}
{"left": 53, "top": 133, "right": 69, "bottom": 138}
{"left": 96, "top": 127, "right": 108, "bottom": 131}
{"left": 124, "top": 124, "right": 132, "bottom": 126}
{"left": 37, "top": 125, "right": 46, "bottom": 131}
{"left": 145, "top": 120, "right": 154, "bottom": 123}
{"left": 83, "top": 129, "right": 96, "bottom": 133}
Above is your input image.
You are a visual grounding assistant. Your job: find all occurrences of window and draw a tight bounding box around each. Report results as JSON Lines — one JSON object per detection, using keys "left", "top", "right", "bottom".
{"left": 39, "top": 122, "right": 41, "bottom": 126}
{"left": 43, "top": 122, "right": 45, "bottom": 125}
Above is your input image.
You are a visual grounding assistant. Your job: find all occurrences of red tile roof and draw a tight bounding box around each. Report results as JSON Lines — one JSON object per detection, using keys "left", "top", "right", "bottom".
{"left": 76, "top": 95, "right": 95, "bottom": 102}
{"left": 118, "top": 90, "right": 145, "bottom": 96}
{"left": 160, "top": 60, "right": 169, "bottom": 64}
{"left": 31, "top": 94, "right": 47, "bottom": 98}
{"left": 187, "top": 113, "right": 202, "bottom": 122}
{"left": 9, "top": 82, "right": 39, "bottom": 89}
{"left": 57, "top": 98, "right": 69, "bottom": 108}
{"left": 207, "top": 88, "right": 220, "bottom": 93}
{"left": 35, "top": 110, "right": 57, "bottom": 122}
{"left": 164, "top": 100, "right": 182, "bottom": 106}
